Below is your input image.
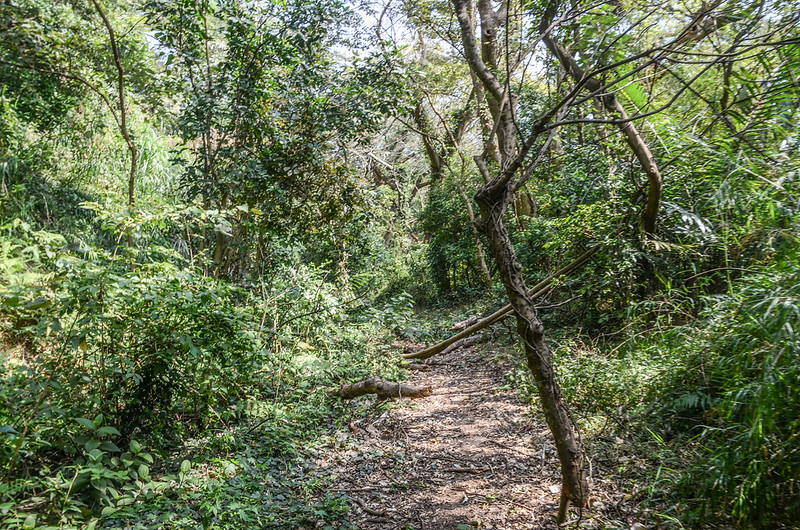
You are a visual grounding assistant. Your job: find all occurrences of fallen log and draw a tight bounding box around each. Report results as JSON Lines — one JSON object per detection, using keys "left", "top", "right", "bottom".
{"left": 331, "top": 376, "right": 432, "bottom": 400}
{"left": 402, "top": 246, "right": 600, "bottom": 360}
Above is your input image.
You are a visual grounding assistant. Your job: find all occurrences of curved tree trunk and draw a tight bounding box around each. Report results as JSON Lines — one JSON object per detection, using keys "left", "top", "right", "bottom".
{"left": 449, "top": 0, "right": 590, "bottom": 519}
{"left": 475, "top": 185, "right": 589, "bottom": 514}
{"left": 540, "top": 2, "right": 662, "bottom": 233}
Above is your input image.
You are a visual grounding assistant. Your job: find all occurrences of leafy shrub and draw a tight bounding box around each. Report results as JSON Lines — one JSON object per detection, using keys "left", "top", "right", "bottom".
{"left": 419, "top": 183, "right": 486, "bottom": 296}
{"left": 601, "top": 251, "right": 800, "bottom": 527}
{"left": 672, "top": 254, "right": 800, "bottom": 526}
{"left": 0, "top": 219, "right": 399, "bottom": 527}
{"left": 55, "top": 258, "right": 264, "bottom": 438}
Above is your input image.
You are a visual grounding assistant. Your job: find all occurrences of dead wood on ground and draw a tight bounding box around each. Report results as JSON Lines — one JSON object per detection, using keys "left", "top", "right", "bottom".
{"left": 403, "top": 334, "right": 487, "bottom": 361}
{"left": 452, "top": 315, "right": 480, "bottom": 330}
{"left": 331, "top": 376, "right": 432, "bottom": 400}
{"left": 402, "top": 246, "right": 599, "bottom": 360}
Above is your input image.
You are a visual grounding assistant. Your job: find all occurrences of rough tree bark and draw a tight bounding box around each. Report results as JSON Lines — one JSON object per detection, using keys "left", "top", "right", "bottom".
{"left": 331, "top": 377, "right": 432, "bottom": 400}
{"left": 450, "top": 0, "right": 589, "bottom": 521}
{"left": 475, "top": 182, "right": 588, "bottom": 521}
{"left": 402, "top": 245, "right": 599, "bottom": 360}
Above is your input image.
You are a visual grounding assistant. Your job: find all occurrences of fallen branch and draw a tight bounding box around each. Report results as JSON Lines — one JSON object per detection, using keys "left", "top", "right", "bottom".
{"left": 452, "top": 315, "right": 480, "bottom": 330}
{"left": 403, "top": 333, "right": 488, "bottom": 361}
{"left": 350, "top": 496, "right": 387, "bottom": 517}
{"left": 331, "top": 376, "right": 432, "bottom": 400}
{"left": 441, "top": 467, "right": 486, "bottom": 474}
{"left": 441, "top": 333, "right": 486, "bottom": 354}
{"left": 403, "top": 333, "right": 488, "bottom": 360}
{"left": 402, "top": 246, "right": 600, "bottom": 360}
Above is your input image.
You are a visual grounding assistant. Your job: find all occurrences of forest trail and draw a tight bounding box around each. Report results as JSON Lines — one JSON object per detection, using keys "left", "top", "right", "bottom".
{"left": 321, "top": 344, "right": 576, "bottom": 529}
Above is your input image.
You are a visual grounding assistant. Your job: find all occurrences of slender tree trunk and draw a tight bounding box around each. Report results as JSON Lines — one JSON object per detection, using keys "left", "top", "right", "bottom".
{"left": 458, "top": 184, "right": 492, "bottom": 288}
{"left": 475, "top": 185, "right": 588, "bottom": 517}
{"left": 90, "top": 0, "right": 138, "bottom": 247}
{"left": 450, "top": 0, "right": 590, "bottom": 520}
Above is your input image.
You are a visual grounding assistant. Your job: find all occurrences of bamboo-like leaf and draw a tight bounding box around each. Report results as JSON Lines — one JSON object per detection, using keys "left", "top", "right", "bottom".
{"left": 622, "top": 80, "right": 648, "bottom": 110}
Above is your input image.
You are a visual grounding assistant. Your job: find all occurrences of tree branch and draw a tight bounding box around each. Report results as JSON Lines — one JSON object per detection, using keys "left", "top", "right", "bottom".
{"left": 402, "top": 245, "right": 600, "bottom": 360}
{"left": 0, "top": 59, "right": 121, "bottom": 129}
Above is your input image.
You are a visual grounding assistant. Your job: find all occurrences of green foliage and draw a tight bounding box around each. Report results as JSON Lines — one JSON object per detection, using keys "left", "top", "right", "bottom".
{"left": 0, "top": 0, "right": 87, "bottom": 128}
{"left": 0, "top": 0, "right": 162, "bottom": 129}
{"left": 64, "top": 263, "right": 261, "bottom": 436}
{"left": 550, "top": 253, "right": 800, "bottom": 528}
{"left": 419, "top": 183, "right": 486, "bottom": 297}
{"left": 663, "top": 256, "right": 800, "bottom": 526}
{"left": 2, "top": 0, "right": 799, "bottom": 527}
{"left": 364, "top": 292, "right": 415, "bottom": 335}
{"left": 0, "top": 213, "right": 405, "bottom": 527}
{"left": 142, "top": 0, "right": 411, "bottom": 276}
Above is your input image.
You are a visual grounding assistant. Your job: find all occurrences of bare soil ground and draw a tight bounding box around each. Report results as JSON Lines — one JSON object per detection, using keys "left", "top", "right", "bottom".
{"left": 317, "top": 344, "right": 647, "bottom": 530}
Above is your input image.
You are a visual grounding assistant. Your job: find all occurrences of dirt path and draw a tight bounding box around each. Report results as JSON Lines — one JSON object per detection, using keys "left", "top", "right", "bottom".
{"left": 320, "top": 344, "right": 580, "bottom": 530}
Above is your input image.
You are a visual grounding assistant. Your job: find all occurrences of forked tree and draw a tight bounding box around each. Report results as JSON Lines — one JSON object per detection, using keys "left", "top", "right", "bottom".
{"left": 448, "top": 0, "right": 590, "bottom": 518}
{"left": 425, "top": 0, "right": 798, "bottom": 522}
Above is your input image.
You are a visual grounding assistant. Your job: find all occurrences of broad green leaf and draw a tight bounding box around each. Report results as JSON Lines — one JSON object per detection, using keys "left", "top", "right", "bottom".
{"left": 100, "top": 441, "right": 122, "bottom": 452}
{"left": 23, "top": 297, "right": 49, "bottom": 310}
{"left": 96, "top": 426, "right": 121, "bottom": 437}
{"left": 0, "top": 425, "right": 19, "bottom": 435}
{"left": 75, "top": 417, "right": 96, "bottom": 431}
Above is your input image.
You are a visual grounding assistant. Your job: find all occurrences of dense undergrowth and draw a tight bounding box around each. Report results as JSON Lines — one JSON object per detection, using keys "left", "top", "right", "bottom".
{"left": 4, "top": 91, "right": 800, "bottom": 527}
{"left": 0, "top": 213, "right": 415, "bottom": 528}
{"left": 501, "top": 139, "right": 800, "bottom": 527}
{"left": 0, "top": 92, "right": 417, "bottom": 528}
{"left": 540, "top": 253, "right": 800, "bottom": 528}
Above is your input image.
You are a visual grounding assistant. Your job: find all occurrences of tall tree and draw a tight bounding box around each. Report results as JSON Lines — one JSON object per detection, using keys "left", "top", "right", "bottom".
{"left": 435, "top": 0, "right": 800, "bottom": 522}
{"left": 145, "top": 0, "right": 409, "bottom": 276}
{"left": 90, "top": 0, "right": 139, "bottom": 247}
{"left": 449, "top": 0, "right": 589, "bottom": 519}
